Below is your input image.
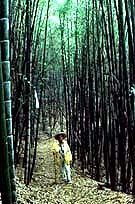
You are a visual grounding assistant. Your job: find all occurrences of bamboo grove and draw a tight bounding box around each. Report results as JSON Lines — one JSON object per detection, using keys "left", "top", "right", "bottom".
{"left": 0, "top": 0, "right": 135, "bottom": 202}
{"left": 57, "top": 0, "right": 135, "bottom": 194}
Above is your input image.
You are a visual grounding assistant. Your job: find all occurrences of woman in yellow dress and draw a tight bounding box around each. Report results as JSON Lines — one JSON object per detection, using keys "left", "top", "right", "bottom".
{"left": 52, "top": 132, "right": 72, "bottom": 184}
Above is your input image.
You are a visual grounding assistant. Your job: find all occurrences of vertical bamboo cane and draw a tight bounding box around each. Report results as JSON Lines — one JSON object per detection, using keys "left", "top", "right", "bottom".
{"left": 0, "top": 0, "right": 13, "bottom": 203}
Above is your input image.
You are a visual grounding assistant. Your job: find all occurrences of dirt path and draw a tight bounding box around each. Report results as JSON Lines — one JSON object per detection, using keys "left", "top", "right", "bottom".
{"left": 17, "top": 137, "right": 134, "bottom": 204}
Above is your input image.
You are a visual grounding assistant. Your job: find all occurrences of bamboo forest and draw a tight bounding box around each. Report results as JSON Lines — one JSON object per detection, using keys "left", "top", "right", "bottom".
{"left": 1, "top": 0, "right": 135, "bottom": 203}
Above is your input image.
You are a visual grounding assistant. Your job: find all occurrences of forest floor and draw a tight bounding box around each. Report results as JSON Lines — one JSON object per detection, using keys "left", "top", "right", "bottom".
{"left": 17, "top": 135, "right": 135, "bottom": 204}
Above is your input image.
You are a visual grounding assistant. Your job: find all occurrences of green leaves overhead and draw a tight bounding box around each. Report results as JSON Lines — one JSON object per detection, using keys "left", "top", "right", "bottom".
{"left": 10, "top": 0, "right": 135, "bottom": 196}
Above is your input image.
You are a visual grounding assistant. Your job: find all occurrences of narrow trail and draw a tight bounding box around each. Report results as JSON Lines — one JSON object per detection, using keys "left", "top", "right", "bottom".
{"left": 17, "top": 135, "right": 134, "bottom": 204}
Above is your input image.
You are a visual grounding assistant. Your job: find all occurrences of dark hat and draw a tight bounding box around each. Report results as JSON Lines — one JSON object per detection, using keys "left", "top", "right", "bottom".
{"left": 54, "top": 132, "right": 66, "bottom": 140}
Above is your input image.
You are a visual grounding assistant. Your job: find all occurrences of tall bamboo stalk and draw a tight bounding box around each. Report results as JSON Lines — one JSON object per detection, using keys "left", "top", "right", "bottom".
{"left": 0, "top": 0, "right": 13, "bottom": 203}
{"left": 30, "top": 0, "right": 51, "bottom": 181}
{"left": 24, "top": 0, "right": 31, "bottom": 185}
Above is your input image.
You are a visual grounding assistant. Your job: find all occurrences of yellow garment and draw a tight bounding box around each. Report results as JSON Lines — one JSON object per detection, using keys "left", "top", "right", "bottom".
{"left": 52, "top": 140, "right": 72, "bottom": 165}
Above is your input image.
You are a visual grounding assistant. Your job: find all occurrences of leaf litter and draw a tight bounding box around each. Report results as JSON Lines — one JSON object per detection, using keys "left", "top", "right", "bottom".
{"left": 16, "top": 136, "right": 135, "bottom": 204}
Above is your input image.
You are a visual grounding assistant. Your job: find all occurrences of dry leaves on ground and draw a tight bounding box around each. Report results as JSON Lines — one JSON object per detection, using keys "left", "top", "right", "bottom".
{"left": 17, "top": 137, "right": 135, "bottom": 204}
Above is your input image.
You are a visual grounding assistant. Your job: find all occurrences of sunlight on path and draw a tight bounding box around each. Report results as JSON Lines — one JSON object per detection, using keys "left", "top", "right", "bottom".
{"left": 17, "top": 136, "right": 134, "bottom": 204}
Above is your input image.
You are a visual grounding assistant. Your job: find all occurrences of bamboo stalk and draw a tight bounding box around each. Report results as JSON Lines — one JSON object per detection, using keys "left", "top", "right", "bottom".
{"left": 0, "top": 0, "right": 17, "bottom": 203}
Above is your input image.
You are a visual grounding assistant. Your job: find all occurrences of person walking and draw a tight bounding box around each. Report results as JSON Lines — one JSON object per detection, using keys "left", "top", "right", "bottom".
{"left": 52, "top": 132, "right": 72, "bottom": 184}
